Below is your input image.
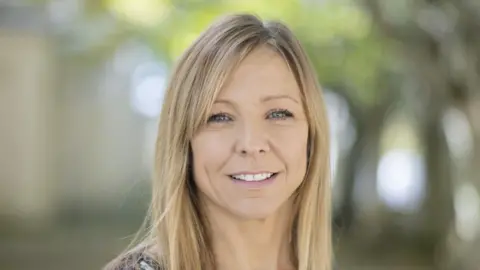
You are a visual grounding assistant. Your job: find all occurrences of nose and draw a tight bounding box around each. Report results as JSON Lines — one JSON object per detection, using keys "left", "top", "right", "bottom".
{"left": 235, "top": 121, "right": 270, "bottom": 156}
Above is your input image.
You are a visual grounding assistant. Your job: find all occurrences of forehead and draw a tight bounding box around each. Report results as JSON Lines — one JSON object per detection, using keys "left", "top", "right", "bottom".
{"left": 216, "top": 47, "right": 301, "bottom": 100}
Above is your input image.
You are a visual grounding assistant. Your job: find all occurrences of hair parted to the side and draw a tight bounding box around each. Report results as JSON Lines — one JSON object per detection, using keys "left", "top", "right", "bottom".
{"left": 105, "top": 13, "right": 331, "bottom": 270}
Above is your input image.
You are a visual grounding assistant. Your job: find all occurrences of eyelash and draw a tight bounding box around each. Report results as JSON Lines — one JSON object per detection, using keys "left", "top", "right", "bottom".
{"left": 207, "top": 112, "right": 231, "bottom": 123}
{"left": 267, "top": 109, "right": 294, "bottom": 120}
{"left": 207, "top": 109, "right": 294, "bottom": 123}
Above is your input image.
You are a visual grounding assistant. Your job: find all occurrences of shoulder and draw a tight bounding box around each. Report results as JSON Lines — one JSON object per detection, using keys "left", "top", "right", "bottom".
{"left": 105, "top": 252, "right": 163, "bottom": 270}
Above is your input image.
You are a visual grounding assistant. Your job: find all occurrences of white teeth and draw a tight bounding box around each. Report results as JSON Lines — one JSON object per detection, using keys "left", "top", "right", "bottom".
{"left": 231, "top": 173, "right": 274, "bottom": 181}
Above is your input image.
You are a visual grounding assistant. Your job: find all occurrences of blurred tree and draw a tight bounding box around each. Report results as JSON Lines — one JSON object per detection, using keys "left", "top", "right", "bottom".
{"left": 359, "top": 0, "right": 480, "bottom": 269}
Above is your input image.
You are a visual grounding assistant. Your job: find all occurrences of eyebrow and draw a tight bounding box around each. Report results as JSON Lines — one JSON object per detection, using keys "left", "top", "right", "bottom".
{"left": 213, "top": 99, "right": 234, "bottom": 105}
{"left": 261, "top": 94, "right": 299, "bottom": 104}
{"left": 214, "top": 94, "right": 300, "bottom": 105}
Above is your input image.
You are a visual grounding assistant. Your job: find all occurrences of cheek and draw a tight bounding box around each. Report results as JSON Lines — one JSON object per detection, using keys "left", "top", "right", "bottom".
{"left": 190, "top": 131, "right": 234, "bottom": 182}
{"left": 270, "top": 124, "right": 309, "bottom": 170}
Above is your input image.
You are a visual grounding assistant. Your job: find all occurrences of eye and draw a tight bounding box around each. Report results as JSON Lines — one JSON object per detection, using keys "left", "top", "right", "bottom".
{"left": 267, "top": 109, "right": 294, "bottom": 120}
{"left": 207, "top": 112, "right": 232, "bottom": 123}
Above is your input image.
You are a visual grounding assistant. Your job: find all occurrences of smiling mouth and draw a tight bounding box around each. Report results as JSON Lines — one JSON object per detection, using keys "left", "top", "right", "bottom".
{"left": 229, "top": 172, "right": 278, "bottom": 182}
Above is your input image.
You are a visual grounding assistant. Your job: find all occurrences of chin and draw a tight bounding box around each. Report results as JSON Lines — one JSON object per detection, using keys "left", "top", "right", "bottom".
{"left": 230, "top": 202, "right": 286, "bottom": 221}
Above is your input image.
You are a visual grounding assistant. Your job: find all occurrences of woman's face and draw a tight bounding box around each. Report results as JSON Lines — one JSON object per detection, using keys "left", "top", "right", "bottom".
{"left": 191, "top": 47, "right": 309, "bottom": 219}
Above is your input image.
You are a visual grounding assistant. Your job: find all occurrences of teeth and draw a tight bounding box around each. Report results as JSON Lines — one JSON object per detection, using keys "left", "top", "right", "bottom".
{"left": 231, "top": 173, "right": 274, "bottom": 181}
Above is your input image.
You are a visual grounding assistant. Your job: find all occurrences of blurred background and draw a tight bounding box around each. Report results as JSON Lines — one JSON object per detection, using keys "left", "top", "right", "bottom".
{"left": 0, "top": 0, "right": 479, "bottom": 269}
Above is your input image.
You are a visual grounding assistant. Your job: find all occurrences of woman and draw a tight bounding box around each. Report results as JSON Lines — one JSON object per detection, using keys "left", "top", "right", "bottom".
{"left": 106, "top": 13, "right": 332, "bottom": 270}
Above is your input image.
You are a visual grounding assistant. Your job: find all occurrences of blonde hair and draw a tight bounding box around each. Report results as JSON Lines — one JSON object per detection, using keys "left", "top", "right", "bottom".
{"left": 106, "top": 13, "right": 331, "bottom": 270}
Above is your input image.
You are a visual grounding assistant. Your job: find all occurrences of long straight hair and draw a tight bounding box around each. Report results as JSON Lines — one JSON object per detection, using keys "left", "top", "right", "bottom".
{"left": 107, "top": 13, "right": 331, "bottom": 270}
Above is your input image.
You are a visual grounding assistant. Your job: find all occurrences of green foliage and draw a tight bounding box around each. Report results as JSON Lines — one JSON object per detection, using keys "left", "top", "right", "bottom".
{"left": 292, "top": 3, "right": 395, "bottom": 107}
{"left": 94, "top": 0, "right": 396, "bottom": 108}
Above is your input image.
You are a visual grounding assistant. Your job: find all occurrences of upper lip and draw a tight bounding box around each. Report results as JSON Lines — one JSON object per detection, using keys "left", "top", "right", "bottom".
{"left": 229, "top": 171, "right": 277, "bottom": 176}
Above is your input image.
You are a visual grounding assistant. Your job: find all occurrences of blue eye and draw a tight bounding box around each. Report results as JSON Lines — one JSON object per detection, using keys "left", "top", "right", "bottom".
{"left": 267, "top": 109, "right": 294, "bottom": 120}
{"left": 207, "top": 113, "right": 232, "bottom": 123}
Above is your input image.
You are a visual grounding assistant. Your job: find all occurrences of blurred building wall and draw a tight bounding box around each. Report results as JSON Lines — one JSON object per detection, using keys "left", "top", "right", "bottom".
{"left": 0, "top": 28, "right": 56, "bottom": 227}
{"left": 54, "top": 58, "right": 149, "bottom": 213}
{"left": 0, "top": 5, "right": 150, "bottom": 229}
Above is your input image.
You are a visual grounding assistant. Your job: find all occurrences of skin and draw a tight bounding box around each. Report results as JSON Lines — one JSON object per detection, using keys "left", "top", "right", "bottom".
{"left": 191, "top": 46, "right": 309, "bottom": 270}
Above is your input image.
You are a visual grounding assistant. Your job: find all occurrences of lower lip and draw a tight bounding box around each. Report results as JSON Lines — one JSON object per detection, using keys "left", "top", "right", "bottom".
{"left": 230, "top": 173, "right": 278, "bottom": 188}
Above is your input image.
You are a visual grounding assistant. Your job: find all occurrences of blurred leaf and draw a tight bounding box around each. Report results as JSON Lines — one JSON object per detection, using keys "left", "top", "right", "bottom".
{"left": 222, "top": 0, "right": 301, "bottom": 24}
{"left": 104, "top": 0, "right": 172, "bottom": 27}
{"left": 294, "top": 3, "right": 393, "bottom": 108}
{"left": 51, "top": 0, "right": 397, "bottom": 110}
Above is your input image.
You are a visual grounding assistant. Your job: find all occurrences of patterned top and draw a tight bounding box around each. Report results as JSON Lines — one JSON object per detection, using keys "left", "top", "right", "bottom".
{"left": 116, "top": 253, "right": 162, "bottom": 270}
{"left": 138, "top": 258, "right": 159, "bottom": 270}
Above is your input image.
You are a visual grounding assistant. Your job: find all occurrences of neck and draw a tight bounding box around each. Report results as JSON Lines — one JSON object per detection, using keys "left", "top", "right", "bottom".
{"left": 204, "top": 200, "right": 296, "bottom": 270}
